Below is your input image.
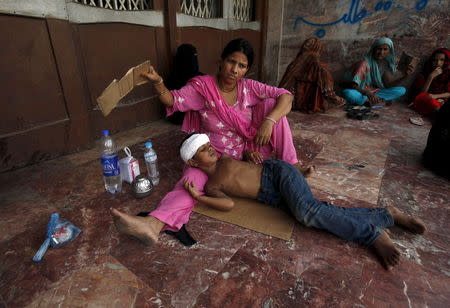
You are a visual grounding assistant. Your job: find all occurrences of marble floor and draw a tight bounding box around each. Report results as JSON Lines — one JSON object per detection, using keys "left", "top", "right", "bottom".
{"left": 1, "top": 103, "right": 449, "bottom": 307}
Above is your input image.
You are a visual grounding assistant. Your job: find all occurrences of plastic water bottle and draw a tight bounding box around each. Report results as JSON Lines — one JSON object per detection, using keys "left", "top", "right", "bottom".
{"left": 144, "top": 141, "right": 160, "bottom": 186}
{"left": 100, "top": 130, "right": 122, "bottom": 194}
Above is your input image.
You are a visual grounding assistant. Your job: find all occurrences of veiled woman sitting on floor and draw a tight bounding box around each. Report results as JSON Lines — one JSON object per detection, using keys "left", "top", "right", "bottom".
{"left": 278, "top": 37, "right": 345, "bottom": 114}
{"left": 165, "top": 44, "right": 204, "bottom": 124}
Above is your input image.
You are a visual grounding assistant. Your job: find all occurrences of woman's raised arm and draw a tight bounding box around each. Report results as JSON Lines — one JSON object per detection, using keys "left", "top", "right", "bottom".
{"left": 383, "top": 63, "right": 415, "bottom": 88}
{"left": 140, "top": 65, "right": 174, "bottom": 107}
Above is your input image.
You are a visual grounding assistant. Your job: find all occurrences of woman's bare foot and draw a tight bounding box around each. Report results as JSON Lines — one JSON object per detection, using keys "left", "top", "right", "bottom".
{"left": 295, "top": 163, "right": 315, "bottom": 178}
{"left": 386, "top": 206, "right": 426, "bottom": 234}
{"left": 327, "top": 94, "right": 346, "bottom": 107}
{"left": 371, "top": 231, "right": 400, "bottom": 270}
{"left": 302, "top": 166, "right": 315, "bottom": 177}
{"left": 111, "top": 208, "right": 164, "bottom": 246}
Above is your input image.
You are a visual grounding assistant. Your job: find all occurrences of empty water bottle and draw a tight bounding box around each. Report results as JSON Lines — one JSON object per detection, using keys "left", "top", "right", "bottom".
{"left": 100, "top": 130, "right": 122, "bottom": 194}
{"left": 144, "top": 141, "right": 160, "bottom": 186}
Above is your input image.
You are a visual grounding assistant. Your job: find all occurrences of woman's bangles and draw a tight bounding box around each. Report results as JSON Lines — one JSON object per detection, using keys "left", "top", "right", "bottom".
{"left": 153, "top": 77, "right": 166, "bottom": 96}
{"left": 264, "top": 116, "right": 277, "bottom": 124}
{"left": 153, "top": 77, "right": 164, "bottom": 86}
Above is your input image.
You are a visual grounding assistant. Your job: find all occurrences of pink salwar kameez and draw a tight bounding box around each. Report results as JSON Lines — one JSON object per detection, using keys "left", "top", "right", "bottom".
{"left": 149, "top": 75, "right": 298, "bottom": 231}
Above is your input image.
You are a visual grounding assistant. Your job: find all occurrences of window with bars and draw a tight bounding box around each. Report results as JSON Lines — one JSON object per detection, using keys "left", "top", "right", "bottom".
{"left": 73, "top": 0, "right": 153, "bottom": 11}
{"left": 180, "top": 0, "right": 255, "bottom": 22}
{"left": 180, "top": 0, "right": 222, "bottom": 19}
{"left": 232, "top": 0, "right": 254, "bottom": 22}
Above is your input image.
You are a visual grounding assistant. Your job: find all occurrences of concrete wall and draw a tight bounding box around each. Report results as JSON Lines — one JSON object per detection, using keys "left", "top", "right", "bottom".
{"left": 270, "top": 0, "right": 449, "bottom": 85}
{"left": 0, "top": 0, "right": 265, "bottom": 172}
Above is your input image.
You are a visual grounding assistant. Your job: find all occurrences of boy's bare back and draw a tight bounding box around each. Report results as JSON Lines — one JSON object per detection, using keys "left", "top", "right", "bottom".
{"left": 206, "top": 155, "right": 262, "bottom": 199}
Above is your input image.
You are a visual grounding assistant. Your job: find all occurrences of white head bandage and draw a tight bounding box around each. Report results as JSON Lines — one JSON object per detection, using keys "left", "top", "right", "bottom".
{"left": 180, "top": 134, "right": 210, "bottom": 163}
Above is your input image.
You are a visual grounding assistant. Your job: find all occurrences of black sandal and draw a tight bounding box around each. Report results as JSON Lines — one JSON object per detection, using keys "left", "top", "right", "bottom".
{"left": 346, "top": 106, "right": 379, "bottom": 120}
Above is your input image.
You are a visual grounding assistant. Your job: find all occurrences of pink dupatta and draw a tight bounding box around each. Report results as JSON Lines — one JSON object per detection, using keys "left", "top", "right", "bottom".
{"left": 181, "top": 75, "right": 257, "bottom": 141}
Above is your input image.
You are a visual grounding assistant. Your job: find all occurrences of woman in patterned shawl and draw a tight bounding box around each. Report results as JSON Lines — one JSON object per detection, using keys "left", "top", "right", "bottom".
{"left": 342, "top": 37, "right": 414, "bottom": 106}
{"left": 279, "top": 37, "right": 345, "bottom": 113}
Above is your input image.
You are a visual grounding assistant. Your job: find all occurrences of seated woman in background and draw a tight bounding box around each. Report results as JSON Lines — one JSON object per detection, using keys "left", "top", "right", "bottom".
{"left": 165, "top": 44, "right": 204, "bottom": 124}
{"left": 341, "top": 37, "right": 414, "bottom": 106}
{"left": 278, "top": 37, "right": 345, "bottom": 113}
{"left": 409, "top": 48, "right": 449, "bottom": 116}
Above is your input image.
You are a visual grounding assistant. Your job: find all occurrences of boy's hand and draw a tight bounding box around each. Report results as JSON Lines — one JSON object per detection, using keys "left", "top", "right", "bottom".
{"left": 183, "top": 180, "right": 200, "bottom": 199}
{"left": 140, "top": 65, "right": 162, "bottom": 83}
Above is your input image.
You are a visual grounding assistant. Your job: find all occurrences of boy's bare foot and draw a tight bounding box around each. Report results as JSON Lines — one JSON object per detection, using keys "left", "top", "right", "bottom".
{"left": 386, "top": 206, "right": 426, "bottom": 234}
{"left": 295, "top": 163, "right": 315, "bottom": 178}
{"left": 371, "top": 231, "right": 400, "bottom": 270}
{"left": 111, "top": 208, "right": 164, "bottom": 246}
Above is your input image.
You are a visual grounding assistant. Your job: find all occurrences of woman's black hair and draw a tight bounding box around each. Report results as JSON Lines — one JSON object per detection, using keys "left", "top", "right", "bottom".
{"left": 430, "top": 49, "right": 448, "bottom": 61}
{"left": 221, "top": 38, "right": 254, "bottom": 68}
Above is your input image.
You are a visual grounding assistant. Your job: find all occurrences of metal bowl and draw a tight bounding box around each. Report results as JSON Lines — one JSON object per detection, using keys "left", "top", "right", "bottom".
{"left": 131, "top": 174, "right": 153, "bottom": 198}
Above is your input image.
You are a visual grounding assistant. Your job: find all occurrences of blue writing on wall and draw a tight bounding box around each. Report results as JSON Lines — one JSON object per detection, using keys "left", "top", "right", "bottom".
{"left": 415, "top": 0, "right": 429, "bottom": 10}
{"left": 293, "top": 0, "right": 429, "bottom": 37}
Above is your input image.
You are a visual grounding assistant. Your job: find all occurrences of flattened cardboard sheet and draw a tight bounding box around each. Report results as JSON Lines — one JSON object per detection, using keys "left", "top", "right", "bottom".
{"left": 398, "top": 52, "right": 419, "bottom": 74}
{"left": 97, "top": 60, "right": 151, "bottom": 116}
{"left": 194, "top": 197, "right": 296, "bottom": 240}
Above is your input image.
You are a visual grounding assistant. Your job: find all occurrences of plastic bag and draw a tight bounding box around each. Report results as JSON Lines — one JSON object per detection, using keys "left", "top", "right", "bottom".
{"left": 32, "top": 214, "right": 81, "bottom": 262}
{"left": 50, "top": 218, "right": 81, "bottom": 248}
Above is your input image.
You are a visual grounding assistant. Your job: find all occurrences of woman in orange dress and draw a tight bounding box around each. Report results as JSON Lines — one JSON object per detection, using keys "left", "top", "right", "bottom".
{"left": 279, "top": 37, "right": 345, "bottom": 113}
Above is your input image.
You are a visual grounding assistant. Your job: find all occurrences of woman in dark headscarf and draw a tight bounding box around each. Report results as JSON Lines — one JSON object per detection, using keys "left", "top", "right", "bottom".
{"left": 165, "top": 44, "right": 204, "bottom": 124}
{"left": 279, "top": 37, "right": 345, "bottom": 113}
{"left": 410, "top": 48, "right": 450, "bottom": 116}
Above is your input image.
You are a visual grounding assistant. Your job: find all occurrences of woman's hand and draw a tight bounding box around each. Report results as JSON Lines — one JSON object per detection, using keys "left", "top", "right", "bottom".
{"left": 366, "top": 92, "right": 385, "bottom": 106}
{"left": 244, "top": 150, "right": 264, "bottom": 164}
{"left": 140, "top": 65, "right": 162, "bottom": 83}
{"left": 183, "top": 180, "right": 200, "bottom": 199}
{"left": 429, "top": 67, "right": 443, "bottom": 80}
{"left": 255, "top": 120, "right": 274, "bottom": 146}
{"left": 405, "top": 63, "right": 415, "bottom": 76}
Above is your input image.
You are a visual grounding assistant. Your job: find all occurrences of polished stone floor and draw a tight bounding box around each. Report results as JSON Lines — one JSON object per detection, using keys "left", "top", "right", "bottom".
{"left": 1, "top": 103, "right": 449, "bottom": 307}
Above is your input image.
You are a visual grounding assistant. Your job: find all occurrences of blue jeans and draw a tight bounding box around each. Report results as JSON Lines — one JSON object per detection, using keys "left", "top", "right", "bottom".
{"left": 341, "top": 87, "right": 406, "bottom": 105}
{"left": 257, "top": 160, "right": 394, "bottom": 245}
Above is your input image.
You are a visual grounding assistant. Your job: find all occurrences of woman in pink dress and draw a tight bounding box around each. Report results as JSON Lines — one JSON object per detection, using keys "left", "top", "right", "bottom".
{"left": 111, "top": 39, "right": 311, "bottom": 245}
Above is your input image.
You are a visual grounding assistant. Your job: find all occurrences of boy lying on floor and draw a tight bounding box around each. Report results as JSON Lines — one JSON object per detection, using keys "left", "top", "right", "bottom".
{"left": 112, "top": 134, "right": 426, "bottom": 269}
